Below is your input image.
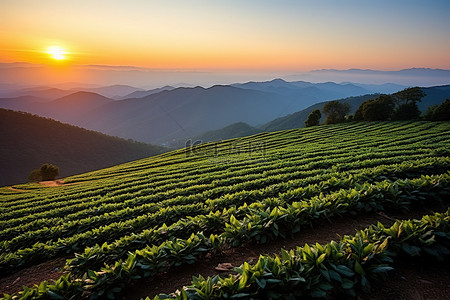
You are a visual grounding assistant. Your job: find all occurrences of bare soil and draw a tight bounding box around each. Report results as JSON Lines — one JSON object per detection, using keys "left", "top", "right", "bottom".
{"left": 0, "top": 257, "right": 67, "bottom": 295}
{"left": 39, "top": 180, "right": 71, "bottom": 187}
{"left": 7, "top": 186, "right": 28, "bottom": 192}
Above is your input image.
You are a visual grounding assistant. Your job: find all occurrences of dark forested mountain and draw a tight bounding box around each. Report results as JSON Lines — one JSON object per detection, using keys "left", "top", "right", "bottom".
{"left": 0, "top": 109, "right": 166, "bottom": 186}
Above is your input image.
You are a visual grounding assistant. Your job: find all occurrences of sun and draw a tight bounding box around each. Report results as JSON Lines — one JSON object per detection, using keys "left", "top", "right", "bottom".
{"left": 47, "top": 46, "right": 66, "bottom": 60}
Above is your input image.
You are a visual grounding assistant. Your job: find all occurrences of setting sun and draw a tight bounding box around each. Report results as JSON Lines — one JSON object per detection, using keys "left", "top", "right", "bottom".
{"left": 47, "top": 46, "right": 66, "bottom": 60}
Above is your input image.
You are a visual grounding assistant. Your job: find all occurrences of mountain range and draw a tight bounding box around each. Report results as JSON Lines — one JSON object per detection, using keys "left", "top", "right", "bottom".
{"left": 0, "top": 79, "right": 409, "bottom": 145}
{"left": 193, "top": 85, "right": 450, "bottom": 143}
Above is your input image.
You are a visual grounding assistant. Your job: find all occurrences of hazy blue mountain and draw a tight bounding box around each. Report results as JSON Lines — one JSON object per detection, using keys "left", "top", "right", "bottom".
{"left": 77, "top": 85, "right": 301, "bottom": 144}
{"left": 118, "top": 86, "right": 175, "bottom": 100}
{"left": 2, "top": 79, "right": 446, "bottom": 146}
{"left": 348, "top": 83, "right": 407, "bottom": 94}
{"left": 232, "top": 78, "right": 370, "bottom": 98}
{"left": 287, "top": 68, "right": 450, "bottom": 86}
{"left": 0, "top": 96, "right": 47, "bottom": 111}
{"left": 194, "top": 84, "right": 450, "bottom": 143}
{"left": 28, "top": 91, "right": 114, "bottom": 124}
{"left": 2, "top": 87, "right": 74, "bottom": 101}
{"left": 418, "top": 85, "right": 450, "bottom": 111}
{"left": 0, "top": 108, "right": 165, "bottom": 186}
{"left": 262, "top": 85, "right": 450, "bottom": 132}
{"left": 73, "top": 84, "right": 144, "bottom": 99}
{"left": 261, "top": 94, "right": 378, "bottom": 132}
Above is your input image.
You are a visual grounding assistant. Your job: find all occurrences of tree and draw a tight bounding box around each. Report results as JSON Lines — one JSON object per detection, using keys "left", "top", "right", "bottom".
{"left": 389, "top": 87, "right": 424, "bottom": 121}
{"left": 391, "top": 102, "right": 421, "bottom": 120}
{"left": 423, "top": 105, "right": 439, "bottom": 121}
{"left": 425, "top": 99, "right": 450, "bottom": 121}
{"left": 28, "top": 169, "right": 42, "bottom": 182}
{"left": 323, "top": 101, "right": 350, "bottom": 124}
{"left": 305, "top": 109, "right": 321, "bottom": 127}
{"left": 392, "top": 87, "right": 425, "bottom": 106}
{"left": 40, "top": 163, "right": 59, "bottom": 181}
{"left": 355, "top": 95, "right": 395, "bottom": 121}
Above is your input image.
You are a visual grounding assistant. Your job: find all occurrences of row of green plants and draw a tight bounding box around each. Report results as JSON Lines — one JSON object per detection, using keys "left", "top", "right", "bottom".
{"left": 1, "top": 153, "right": 449, "bottom": 267}
{"left": 2, "top": 153, "right": 447, "bottom": 247}
{"left": 154, "top": 210, "right": 450, "bottom": 299}
{"left": 65, "top": 172, "right": 450, "bottom": 276}
{"left": 2, "top": 121, "right": 444, "bottom": 206}
{"left": 3, "top": 209, "right": 449, "bottom": 300}
{"left": 3, "top": 142, "right": 434, "bottom": 220}
{"left": 0, "top": 122, "right": 448, "bottom": 280}
{"left": 2, "top": 162, "right": 448, "bottom": 275}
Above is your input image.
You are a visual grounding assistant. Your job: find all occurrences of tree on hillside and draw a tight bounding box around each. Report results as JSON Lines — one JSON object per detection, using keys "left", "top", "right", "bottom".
{"left": 391, "top": 102, "right": 421, "bottom": 120}
{"left": 354, "top": 95, "right": 395, "bottom": 121}
{"left": 392, "top": 87, "right": 425, "bottom": 106}
{"left": 29, "top": 164, "right": 59, "bottom": 180}
{"left": 305, "top": 109, "right": 321, "bottom": 127}
{"left": 424, "top": 99, "right": 450, "bottom": 121}
{"left": 323, "top": 101, "right": 350, "bottom": 124}
{"left": 390, "top": 87, "right": 425, "bottom": 120}
{"left": 28, "top": 169, "right": 42, "bottom": 182}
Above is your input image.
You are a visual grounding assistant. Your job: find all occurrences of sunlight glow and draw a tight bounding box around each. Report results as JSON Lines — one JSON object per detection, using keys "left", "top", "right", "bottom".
{"left": 47, "top": 46, "right": 66, "bottom": 60}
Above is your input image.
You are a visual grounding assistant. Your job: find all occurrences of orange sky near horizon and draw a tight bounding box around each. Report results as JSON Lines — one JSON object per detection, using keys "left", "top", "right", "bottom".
{"left": 1, "top": 0, "right": 450, "bottom": 71}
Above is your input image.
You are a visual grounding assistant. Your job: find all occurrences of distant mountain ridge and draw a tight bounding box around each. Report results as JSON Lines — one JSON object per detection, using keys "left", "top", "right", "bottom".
{"left": 0, "top": 109, "right": 166, "bottom": 186}
{"left": 1, "top": 63, "right": 449, "bottom": 87}
{"left": 192, "top": 85, "right": 450, "bottom": 143}
{"left": 286, "top": 68, "right": 450, "bottom": 86}
{"left": 0, "top": 79, "right": 391, "bottom": 145}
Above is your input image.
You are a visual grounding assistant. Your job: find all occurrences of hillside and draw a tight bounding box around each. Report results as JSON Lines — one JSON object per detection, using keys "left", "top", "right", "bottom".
{"left": 0, "top": 109, "right": 166, "bottom": 186}
{"left": 188, "top": 122, "right": 262, "bottom": 144}
{"left": 0, "top": 121, "right": 449, "bottom": 299}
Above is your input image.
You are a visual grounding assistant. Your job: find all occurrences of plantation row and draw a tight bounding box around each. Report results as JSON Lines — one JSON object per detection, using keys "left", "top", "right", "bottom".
{"left": 0, "top": 121, "right": 449, "bottom": 299}
{"left": 3, "top": 209, "right": 449, "bottom": 299}
{"left": 154, "top": 211, "right": 450, "bottom": 299}
{"left": 1, "top": 129, "right": 447, "bottom": 233}
{"left": 1, "top": 159, "right": 448, "bottom": 275}
{"left": 1, "top": 154, "right": 447, "bottom": 245}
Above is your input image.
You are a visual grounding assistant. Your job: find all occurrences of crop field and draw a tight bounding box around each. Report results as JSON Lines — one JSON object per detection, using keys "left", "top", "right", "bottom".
{"left": 0, "top": 121, "right": 449, "bottom": 299}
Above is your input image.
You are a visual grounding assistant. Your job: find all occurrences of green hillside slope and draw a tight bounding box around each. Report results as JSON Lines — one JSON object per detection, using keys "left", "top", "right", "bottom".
{"left": 1, "top": 121, "right": 449, "bottom": 299}
{"left": 0, "top": 109, "right": 166, "bottom": 186}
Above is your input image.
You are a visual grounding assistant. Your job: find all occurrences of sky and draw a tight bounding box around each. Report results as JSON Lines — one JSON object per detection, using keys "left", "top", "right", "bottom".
{"left": 1, "top": 0, "right": 450, "bottom": 73}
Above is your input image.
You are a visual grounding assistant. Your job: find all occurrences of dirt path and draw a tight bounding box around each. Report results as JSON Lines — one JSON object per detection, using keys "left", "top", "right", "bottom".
{"left": 39, "top": 180, "right": 73, "bottom": 187}
{"left": 7, "top": 186, "right": 28, "bottom": 192}
{"left": 6, "top": 180, "right": 78, "bottom": 192}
